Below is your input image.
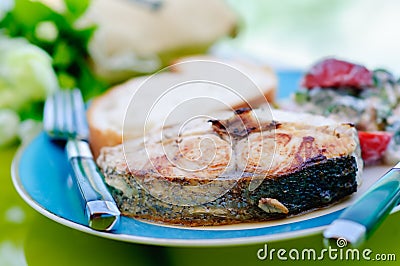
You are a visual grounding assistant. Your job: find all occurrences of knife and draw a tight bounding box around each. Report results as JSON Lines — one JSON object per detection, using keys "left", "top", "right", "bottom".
{"left": 323, "top": 162, "right": 400, "bottom": 246}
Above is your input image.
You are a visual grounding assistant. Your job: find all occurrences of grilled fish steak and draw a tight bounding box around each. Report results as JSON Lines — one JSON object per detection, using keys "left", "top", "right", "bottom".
{"left": 97, "top": 108, "right": 362, "bottom": 226}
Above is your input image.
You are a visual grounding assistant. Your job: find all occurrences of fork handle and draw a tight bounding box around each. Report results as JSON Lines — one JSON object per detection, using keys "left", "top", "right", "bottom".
{"left": 66, "top": 139, "right": 120, "bottom": 231}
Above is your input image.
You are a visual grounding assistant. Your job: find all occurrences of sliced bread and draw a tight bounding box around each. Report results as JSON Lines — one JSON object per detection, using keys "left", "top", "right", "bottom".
{"left": 87, "top": 56, "right": 277, "bottom": 157}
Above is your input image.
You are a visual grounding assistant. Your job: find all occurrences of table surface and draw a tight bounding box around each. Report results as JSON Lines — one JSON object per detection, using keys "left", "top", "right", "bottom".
{"left": 2, "top": 72, "right": 400, "bottom": 266}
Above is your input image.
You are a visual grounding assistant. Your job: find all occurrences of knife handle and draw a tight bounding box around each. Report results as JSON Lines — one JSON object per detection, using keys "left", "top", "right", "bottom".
{"left": 324, "top": 166, "right": 400, "bottom": 246}
{"left": 66, "top": 139, "right": 120, "bottom": 231}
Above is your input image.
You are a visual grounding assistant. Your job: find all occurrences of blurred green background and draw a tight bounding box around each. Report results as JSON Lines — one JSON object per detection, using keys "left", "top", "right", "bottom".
{"left": 223, "top": 0, "right": 400, "bottom": 73}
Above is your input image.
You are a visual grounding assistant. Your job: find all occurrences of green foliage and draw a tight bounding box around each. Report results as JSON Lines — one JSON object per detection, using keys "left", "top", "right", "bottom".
{"left": 0, "top": 0, "right": 108, "bottom": 99}
{"left": 65, "top": 0, "right": 90, "bottom": 20}
{"left": 0, "top": 0, "right": 109, "bottom": 147}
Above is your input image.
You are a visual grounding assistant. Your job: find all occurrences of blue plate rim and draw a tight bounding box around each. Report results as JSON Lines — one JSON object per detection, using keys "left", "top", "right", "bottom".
{"left": 12, "top": 132, "right": 399, "bottom": 247}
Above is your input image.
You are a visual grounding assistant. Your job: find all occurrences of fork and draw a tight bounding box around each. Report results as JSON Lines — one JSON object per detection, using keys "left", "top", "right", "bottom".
{"left": 43, "top": 89, "right": 120, "bottom": 231}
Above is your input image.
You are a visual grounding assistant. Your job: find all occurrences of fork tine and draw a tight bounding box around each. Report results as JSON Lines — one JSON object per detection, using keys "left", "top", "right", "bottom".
{"left": 71, "top": 89, "right": 89, "bottom": 140}
{"left": 43, "top": 92, "right": 55, "bottom": 136}
{"left": 44, "top": 89, "right": 88, "bottom": 140}
{"left": 55, "top": 90, "right": 66, "bottom": 139}
{"left": 44, "top": 91, "right": 64, "bottom": 139}
{"left": 64, "top": 90, "right": 74, "bottom": 138}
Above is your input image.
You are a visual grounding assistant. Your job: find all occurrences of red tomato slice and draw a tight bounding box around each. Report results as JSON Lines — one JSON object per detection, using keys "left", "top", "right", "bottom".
{"left": 358, "top": 131, "right": 392, "bottom": 164}
{"left": 302, "top": 58, "right": 373, "bottom": 89}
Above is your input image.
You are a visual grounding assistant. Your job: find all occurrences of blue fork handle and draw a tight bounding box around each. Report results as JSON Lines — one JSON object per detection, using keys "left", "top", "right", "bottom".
{"left": 66, "top": 139, "right": 120, "bottom": 231}
{"left": 324, "top": 164, "right": 400, "bottom": 246}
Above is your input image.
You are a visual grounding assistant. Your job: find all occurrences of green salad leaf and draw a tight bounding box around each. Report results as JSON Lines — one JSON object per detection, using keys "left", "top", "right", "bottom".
{"left": 0, "top": 0, "right": 109, "bottom": 147}
{"left": 0, "top": 0, "right": 108, "bottom": 100}
{"left": 65, "top": 0, "right": 90, "bottom": 20}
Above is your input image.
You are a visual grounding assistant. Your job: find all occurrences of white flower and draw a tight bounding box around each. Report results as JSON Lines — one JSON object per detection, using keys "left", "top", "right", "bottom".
{"left": 0, "top": 0, "right": 14, "bottom": 21}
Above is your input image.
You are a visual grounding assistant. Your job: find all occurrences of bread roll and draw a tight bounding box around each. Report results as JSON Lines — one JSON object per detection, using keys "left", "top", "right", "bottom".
{"left": 39, "top": 0, "right": 237, "bottom": 82}
{"left": 77, "top": 0, "right": 238, "bottom": 82}
{"left": 87, "top": 56, "right": 277, "bottom": 157}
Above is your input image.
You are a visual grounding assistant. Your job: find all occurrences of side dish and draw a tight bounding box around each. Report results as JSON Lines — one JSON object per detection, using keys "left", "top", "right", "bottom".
{"left": 285, "top": 58, "right": 400, "bottom": 165}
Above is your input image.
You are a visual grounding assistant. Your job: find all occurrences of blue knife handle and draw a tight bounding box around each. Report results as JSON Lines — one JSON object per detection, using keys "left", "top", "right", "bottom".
{"left": 340, "top": 168, "right": 400, "bottom": 232}
{"left": 67, "top": 139, "right": 120, "bottom": 231}
{"left": 324, "top": 165, "right": 400, "bottom": 245}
